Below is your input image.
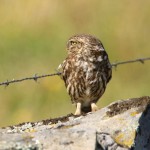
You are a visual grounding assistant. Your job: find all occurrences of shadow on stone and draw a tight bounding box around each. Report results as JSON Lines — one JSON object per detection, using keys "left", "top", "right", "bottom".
{"left": 131, "top": 104, "right": 150, "bottom": 150}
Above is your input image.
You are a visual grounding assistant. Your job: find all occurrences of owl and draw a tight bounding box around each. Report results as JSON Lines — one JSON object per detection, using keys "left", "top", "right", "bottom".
{"left": 58, "top": 34, "right": 112, "bottom": 115}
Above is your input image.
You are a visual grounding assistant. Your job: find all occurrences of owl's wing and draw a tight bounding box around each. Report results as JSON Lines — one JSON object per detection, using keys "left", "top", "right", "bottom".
{"left": 57, "top": 60, "right": 66, "bottom": 80}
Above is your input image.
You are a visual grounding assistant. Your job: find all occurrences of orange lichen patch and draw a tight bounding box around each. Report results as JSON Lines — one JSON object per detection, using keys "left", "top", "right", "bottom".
{"left": 24, "top": 128, "right": 37, "bottom": 133}
{"left": 114, "top": 131, "right": 136, "bottom": 148}
{"left": 130, "top": 111, "right": 139, "bottom": 117}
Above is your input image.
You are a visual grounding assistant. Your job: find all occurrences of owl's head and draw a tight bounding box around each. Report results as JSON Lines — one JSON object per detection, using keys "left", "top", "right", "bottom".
{"left": 66, "top": 34, "right": 105, "bottom": 54}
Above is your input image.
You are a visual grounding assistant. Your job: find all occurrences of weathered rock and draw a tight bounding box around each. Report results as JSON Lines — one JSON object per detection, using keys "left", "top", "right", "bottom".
{"left": 0, "top": 96, "right": 150, "bottom": 150}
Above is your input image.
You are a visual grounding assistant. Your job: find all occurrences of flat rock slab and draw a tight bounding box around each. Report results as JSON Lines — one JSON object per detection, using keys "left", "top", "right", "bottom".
{"left": 0, "top": 96, "right": 150, "bottom": 150}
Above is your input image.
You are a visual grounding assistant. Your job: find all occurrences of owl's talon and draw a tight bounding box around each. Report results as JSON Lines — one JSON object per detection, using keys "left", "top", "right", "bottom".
{"left": 91, "top": 103, "right": 98, "bottom": 112}
{"left": 74, "top": 103, "right": 81, "bottom": 115}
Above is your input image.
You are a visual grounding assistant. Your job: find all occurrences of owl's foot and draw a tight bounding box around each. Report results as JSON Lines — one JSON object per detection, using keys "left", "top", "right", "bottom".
{"left": 74, "top": 103, "right": 81, "bottom": 115}
{"left": 91, "top": 103, "right": 98, "bottom": 112}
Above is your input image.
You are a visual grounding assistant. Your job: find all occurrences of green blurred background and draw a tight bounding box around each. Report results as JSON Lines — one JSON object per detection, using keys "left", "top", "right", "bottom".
{"left": 0, "top": 0, "right": 150, "bottom": 127}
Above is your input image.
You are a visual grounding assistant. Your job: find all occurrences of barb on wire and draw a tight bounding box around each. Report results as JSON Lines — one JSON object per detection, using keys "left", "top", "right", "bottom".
{"left": 111, "top": 57, "right": 150, "bottom": 68}
{"left": 0, "top": 57, "right": 150, "bottom": 87}
{"left": 0, "top": 72, "right": 61, "bottom": 87}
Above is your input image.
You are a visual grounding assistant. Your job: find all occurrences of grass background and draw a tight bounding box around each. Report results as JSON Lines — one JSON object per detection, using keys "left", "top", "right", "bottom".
{"left": 0, "top": 0, "right": 150, "bottom": 127}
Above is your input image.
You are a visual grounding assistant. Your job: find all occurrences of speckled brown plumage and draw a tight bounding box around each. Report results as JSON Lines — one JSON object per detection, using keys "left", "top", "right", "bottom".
{"left": 58, "top": 34, "right": 112, "bottom": 115}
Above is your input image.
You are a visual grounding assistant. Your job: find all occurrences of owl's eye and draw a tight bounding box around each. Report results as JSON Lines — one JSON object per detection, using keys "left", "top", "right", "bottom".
{"left": 70, "top": 41, "right": 77, "bottom": 46}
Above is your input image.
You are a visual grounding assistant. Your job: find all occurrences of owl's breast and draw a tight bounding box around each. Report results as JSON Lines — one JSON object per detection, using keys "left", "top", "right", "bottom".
{"left": 62, "top": 56, "right": 108, "bottom": 104}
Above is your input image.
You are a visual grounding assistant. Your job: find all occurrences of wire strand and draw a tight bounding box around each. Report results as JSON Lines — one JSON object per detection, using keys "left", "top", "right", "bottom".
{"left": 0, "top": 57, "right": 150, "bottom": 87}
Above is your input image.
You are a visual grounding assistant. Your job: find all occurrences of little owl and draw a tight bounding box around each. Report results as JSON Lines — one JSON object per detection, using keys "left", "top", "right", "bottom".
{"left": 58, "top": 34, "right": 112, "bottom": 115}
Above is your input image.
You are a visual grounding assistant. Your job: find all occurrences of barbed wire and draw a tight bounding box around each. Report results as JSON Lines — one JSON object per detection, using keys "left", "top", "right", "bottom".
{"left": 111, "top": 57, "right": 150, "bottom": 68}
{"left": 0, "top": 57, "right": 150, "bottom": 87}
{"left": 0, "top": 72, "right": 61, "bottom": 87}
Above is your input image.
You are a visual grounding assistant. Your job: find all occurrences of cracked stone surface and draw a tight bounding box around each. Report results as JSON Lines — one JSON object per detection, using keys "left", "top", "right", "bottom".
{"left": 0, "top": 96, "right": 150, "bottom": 150}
